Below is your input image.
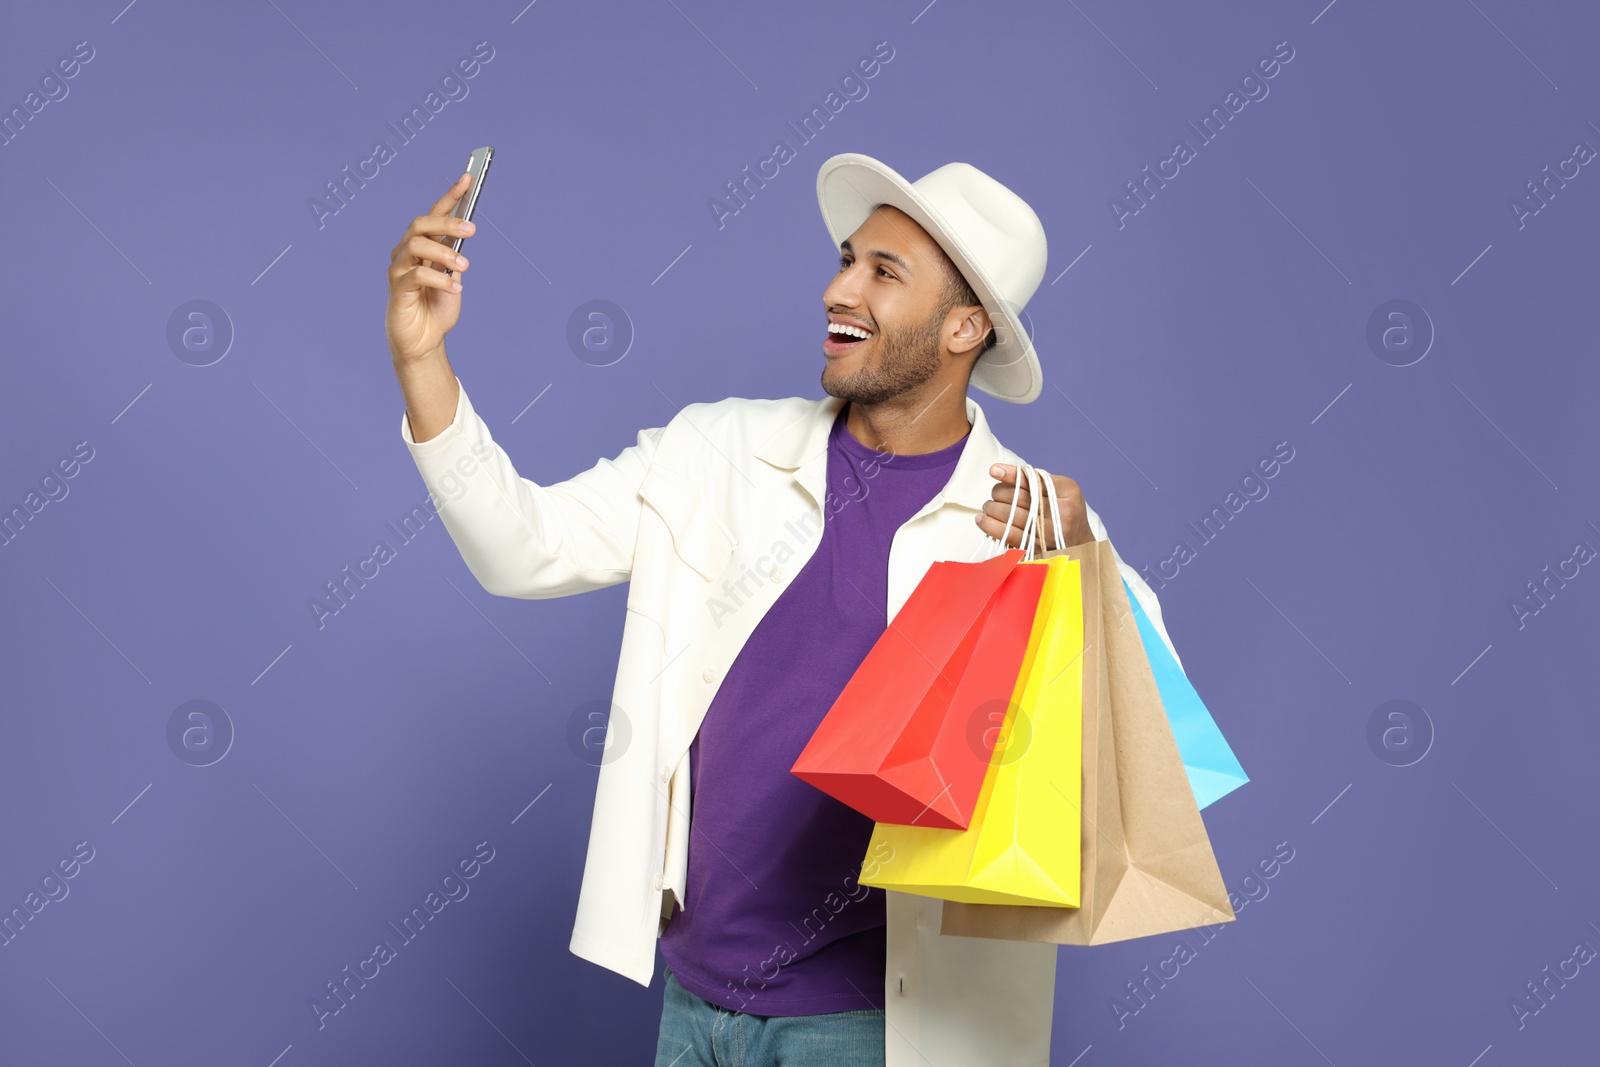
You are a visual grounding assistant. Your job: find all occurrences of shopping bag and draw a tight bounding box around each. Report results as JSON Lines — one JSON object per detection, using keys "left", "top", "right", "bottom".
{"left": 940, "top": 469, "right": 1236, "bottom": 943}
{"left": 1119, "top": 577, "right": 1249, "bottom": 809}
{"left": 856, "top": 549, "right": 1087, "bottom": 906}
{"left": 791, "top": 547, "right": 1047, "bottom": 829}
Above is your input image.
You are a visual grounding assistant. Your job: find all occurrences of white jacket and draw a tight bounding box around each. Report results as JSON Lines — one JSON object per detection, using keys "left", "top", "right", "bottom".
{"left": 401, "top": 378, "right": 1178, "bottom": 1067}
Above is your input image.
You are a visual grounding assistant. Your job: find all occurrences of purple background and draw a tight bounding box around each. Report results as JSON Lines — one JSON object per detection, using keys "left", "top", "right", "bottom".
{"left": 3, "top": 1, "right": 1597, "bottom": 1064}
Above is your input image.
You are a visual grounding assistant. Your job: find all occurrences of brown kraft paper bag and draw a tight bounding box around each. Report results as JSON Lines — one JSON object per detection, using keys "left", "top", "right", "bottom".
{"left": 940, "top": 539, "right": 1236, "bottom": 945}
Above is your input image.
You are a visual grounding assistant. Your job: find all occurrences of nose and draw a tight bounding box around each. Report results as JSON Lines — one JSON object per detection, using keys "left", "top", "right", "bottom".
{"left": 823, "top": 262, "right": 863, "bottom": 313}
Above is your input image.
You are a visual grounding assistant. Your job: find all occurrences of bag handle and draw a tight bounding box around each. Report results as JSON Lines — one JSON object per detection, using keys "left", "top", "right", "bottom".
{"left": 1008, "top": 464, "right": 1046, "bottom": 561}
{"left": 1018, "top": 465, "right": 1044, "bottom": 562}
{"left": 1038, "top": 469, "right": 1066, "bottom": 552}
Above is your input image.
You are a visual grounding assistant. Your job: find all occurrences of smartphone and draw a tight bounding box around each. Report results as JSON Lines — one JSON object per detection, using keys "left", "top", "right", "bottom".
{"left": 445, "top": 145, "right": 493, "bottom": 276}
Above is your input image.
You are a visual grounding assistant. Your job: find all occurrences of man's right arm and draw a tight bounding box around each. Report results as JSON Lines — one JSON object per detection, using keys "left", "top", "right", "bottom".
{"left": 398, "top": 353, "right": 666, "bottom": 599}
{"left": 385, "top": 176, "right": 664, "bottom": 600}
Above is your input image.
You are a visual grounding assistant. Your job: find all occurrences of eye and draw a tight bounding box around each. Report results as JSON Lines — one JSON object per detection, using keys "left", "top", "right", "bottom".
{"left": 837, "top": 255, "right": 896, "bottom": 280}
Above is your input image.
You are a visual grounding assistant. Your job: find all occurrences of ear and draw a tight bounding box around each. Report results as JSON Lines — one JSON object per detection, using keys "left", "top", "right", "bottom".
{"left": 948, "top": 305, "right": 993, "bottom": 358}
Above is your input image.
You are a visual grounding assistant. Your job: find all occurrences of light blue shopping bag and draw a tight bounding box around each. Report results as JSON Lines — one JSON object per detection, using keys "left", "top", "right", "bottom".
{"left": 1122, "top": 579, "right": 1249, "bottom": 809}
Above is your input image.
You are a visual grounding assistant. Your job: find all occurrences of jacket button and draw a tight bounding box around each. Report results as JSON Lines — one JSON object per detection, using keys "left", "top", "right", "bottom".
{"left": 769, "top": 567, "right": 783, "bottom": 583}
{"left": 653, "top": 872, "right": 663, "bottom": 890}
{"left": 702, "top": 667, "right": 716, "bottom": 683}
{"left": 660, "top": 765, "right": 670, "bottom": 782}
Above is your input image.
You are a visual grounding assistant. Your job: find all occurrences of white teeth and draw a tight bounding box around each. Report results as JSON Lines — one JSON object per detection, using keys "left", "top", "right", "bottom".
{"left": 828, "top": 323, "right": 872, "bottom": 339}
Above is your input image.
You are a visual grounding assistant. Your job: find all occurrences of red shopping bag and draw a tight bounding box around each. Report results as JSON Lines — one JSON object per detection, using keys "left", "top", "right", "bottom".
{"left": 791, "top": 547, "right": 1046, "bottom": 829}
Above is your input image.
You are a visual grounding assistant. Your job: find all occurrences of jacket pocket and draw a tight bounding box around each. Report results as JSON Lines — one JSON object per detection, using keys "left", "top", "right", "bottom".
{"left": 637, "top": 463, "right": 735, "bottom": 581}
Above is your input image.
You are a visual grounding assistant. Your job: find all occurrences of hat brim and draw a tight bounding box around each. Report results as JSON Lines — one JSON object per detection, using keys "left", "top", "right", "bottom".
{"left": 816, "top": 153, "right": 1041, "bottom": 404}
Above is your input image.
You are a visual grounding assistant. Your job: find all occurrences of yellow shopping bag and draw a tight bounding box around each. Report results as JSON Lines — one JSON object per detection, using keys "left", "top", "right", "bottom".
{"left": 859, "top": 553, "right": 1085, "bottom": 907}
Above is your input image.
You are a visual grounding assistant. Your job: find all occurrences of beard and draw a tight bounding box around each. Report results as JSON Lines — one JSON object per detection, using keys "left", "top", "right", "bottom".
{"left": 821, "top": 306, "right": 944, "bottom": 406}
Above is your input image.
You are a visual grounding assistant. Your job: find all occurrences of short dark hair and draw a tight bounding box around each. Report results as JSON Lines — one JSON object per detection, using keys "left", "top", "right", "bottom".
{"left": 937, "top": 255, "right": 997, "bottom": 353}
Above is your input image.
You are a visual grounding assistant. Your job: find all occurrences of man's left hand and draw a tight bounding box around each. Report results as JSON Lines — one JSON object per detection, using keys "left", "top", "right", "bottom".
{"left": 977, "top": 463, "right": 1093, "bottom": 552}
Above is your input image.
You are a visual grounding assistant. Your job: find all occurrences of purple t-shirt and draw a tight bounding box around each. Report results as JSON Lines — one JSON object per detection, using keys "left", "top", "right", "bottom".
{"left": 658, "top": 402, "right": 968, "bottom": 1016}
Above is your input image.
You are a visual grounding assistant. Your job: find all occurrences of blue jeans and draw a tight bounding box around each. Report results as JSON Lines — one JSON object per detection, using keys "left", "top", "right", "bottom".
{"left": 654, "top": 965, "right": 885, "bottom": 1067}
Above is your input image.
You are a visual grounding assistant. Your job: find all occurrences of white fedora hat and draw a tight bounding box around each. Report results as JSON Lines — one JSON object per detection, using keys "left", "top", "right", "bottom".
{"left": 815, "top": 153, "right": 1047, "bottom": 404}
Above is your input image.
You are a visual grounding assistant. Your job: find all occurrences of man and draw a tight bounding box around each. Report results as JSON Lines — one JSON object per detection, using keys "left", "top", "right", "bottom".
{"left": 385, "top": 153, "right": 1179, "bottom": 1067}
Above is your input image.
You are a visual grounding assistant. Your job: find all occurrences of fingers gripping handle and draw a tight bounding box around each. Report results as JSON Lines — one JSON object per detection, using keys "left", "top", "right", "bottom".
{"left": 989, "top": 463, "right": 1033, "bottom": 560}
{"left": 985, "top": 463, "right": 1065, "bottom": 559}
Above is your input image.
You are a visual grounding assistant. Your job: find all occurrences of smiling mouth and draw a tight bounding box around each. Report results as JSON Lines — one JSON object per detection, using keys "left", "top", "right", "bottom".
{"left": 824, "top": 327, "right": 873, "bottom": 355}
